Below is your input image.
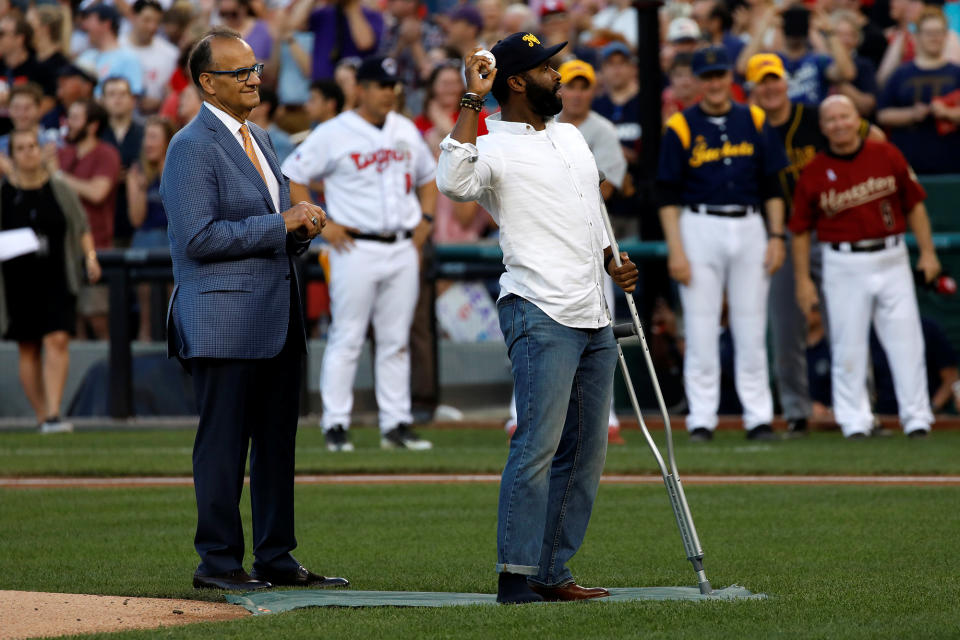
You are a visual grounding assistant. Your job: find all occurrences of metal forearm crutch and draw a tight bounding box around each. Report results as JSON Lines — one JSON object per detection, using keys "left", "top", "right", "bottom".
{"left": 598, "top": 181, "right": 712, "bottom": 595}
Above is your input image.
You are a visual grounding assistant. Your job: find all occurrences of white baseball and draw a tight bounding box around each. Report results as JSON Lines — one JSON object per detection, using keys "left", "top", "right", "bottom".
{"left": 475, "top": 49, "right": 496, "bottom": 73}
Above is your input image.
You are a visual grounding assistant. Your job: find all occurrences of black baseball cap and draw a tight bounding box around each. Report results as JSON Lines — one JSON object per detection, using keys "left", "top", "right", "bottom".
{"left": 490, "top": 32, "right": 567, "bottom": 81}
{"left": 81, "top": 2, "right": 121, "bottom": 26}
{"left": 356, "top": 56, "right": 400, "bottom": 84}
{"left": 59, "top": 63, "right": 98, "bottom": 85}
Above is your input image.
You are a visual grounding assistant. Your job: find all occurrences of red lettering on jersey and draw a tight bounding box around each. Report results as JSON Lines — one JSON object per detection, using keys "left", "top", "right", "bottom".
{"left": 350, "top": 148, "right": 410, "bottom": 172}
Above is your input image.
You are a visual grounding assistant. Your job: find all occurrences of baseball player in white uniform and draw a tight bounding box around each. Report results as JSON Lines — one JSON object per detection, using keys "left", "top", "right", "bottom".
{"left": 281, "top": 56, "right": 438, "bottom": 452}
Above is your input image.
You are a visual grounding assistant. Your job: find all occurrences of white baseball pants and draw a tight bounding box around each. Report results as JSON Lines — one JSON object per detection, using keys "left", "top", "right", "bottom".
{"left": 821, "top": 242, "right": 933, "bottom": 437}
{"left": 678, "top": 210, "right": 773, "bottom": 431}
{"left": 320, "top": 239, "right": 420, "bottom": 433}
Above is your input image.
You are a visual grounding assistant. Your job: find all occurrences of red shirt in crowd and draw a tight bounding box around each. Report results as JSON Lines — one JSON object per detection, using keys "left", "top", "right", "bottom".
{"left": 789, "top": 140, "right": 926, "bottom": 243}
{"left": 57, "top": 141, "right": 122, "bottom": 249}
{"left": 414, "top": 108, "right": 489, "bottom": 137}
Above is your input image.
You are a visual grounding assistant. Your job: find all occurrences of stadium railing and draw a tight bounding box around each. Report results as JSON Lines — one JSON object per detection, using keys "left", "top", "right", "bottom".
{"left": 97, "top": 233, "right": 960, "bottom": 418}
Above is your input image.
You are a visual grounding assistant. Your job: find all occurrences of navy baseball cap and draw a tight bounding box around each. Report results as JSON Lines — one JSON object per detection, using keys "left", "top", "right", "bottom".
{"left": 356, "top": 56, "right": 400, "bottom": 84}
{"left": 600, "top": 41, "right": 633, "bottom": 63}
{"left": 449, "top": 5, "right": 483, "bottom": 30}
{"left": 490, "top": 32, "right": 567, "bottom": 81}
{"left": 691, "top": 46, "right": 730, "bottom": 76}
{"left": 82, "top": 2, "right": 121, "bottom": 25}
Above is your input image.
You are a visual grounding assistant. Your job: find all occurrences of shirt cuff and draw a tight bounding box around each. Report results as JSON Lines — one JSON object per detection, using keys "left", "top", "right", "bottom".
{"left": 439, "top": 135, "right": 479, "bottom": 159}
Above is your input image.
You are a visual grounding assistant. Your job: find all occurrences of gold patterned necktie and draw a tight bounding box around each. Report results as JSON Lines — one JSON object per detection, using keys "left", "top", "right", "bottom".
{"left": 239, "top": 123, "right": 267, "bottom": 185}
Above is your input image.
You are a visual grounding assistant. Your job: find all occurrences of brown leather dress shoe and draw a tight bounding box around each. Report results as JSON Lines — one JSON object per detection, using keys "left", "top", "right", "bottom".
{"left": 528, "top": 582, "right": 610, "bottom": 601}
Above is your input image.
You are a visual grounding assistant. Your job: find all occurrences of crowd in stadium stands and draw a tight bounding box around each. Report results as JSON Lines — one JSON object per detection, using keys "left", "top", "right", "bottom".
{"left": 2, "top": 0, "right": 960, "bottom": 430}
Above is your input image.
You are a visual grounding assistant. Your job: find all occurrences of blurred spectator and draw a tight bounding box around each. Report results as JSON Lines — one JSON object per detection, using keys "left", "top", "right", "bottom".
{"left": 662, "top": 51, "right": 699, "bottom": 120}
{"left": 56, "top": 99, "right": 121, "bottom": 339}
{"left": 540, "top": 1, "right": 577, "bottom": 67}
{"left": 101, "top": 76, "right": 144, "bottom": 248}
{"left": 271, "top": 6, "right": 314, "bottom": 115}
{"left": 477, "top": 0, "right": 506, "bottom": 47}
{"left": 334, "top": 57, "right": 359, "bottom": 110}
{"left": 0, "top": 129, "right": 100, "bottom": 433}
{"left": 176, "top": 83, "right": 202, "bottom": 126}
{"left": 379, "top": 0, "right": 444, "bottom": 97}
{"left": 120, "top": 0, "right": 178, "bottom": 113}
{"left": 215, "top": 0, "right": 272, "bottom": 60}
{"left": 662, "top": 16, "right": 700, "bottom": 74}
{"left": 872, "top": 317, "right": 960, "bottom": 414}
{"left": 42, "top": 63, "right": 96, "bottom": 131}
{"left": 592, "top": 41, "right": 639, "bottom": 236}
{"left": 417, "top": 60, "right": 490, "bottom": 243}
{"left": 415, "top": 60, "right": 488, "bottom": 150}
{"left": 830, "top": 10, "right": 879, "bottom": 117}
{"left": 248, "top": 86, "right": 294, "bottom": 162}
{"left": 26, "top": 5, "right": 69, "bottom": 104}
{"left": 502, "top": 3, "right": 537, "bottom": 36}
{"left": 877, "top": 0, "right": 925, "bottom": 87}
{"left": 558, "top": 59, "right": 627, "bottom": 199}
{"left": 304, "top": 79, "right": 344, "bottom": 126}
{"left": 160, "top": 1, "right": 194, "bottom": 49}
{"left": 76, "top": 4, "right": 144, "bottom": 97}
{"left": 590, "top": 0, "right": 637, "bottom": 49}
{"left": 0, "top": 14, "right": 50, "bottom": 96}
{"left": 288, "top": 0, "right": 383, "bottom": 80}
{"left": 444, "top": 5, "right": 483, "bottom": 58}
{"left": 0, "top": 83, "right": 60, "bottom": 159}
{"left": 158, "top": 41, "right": 195, "bottom": 125}
{"left": 737, "top": 6, "right": 855, "bottom": 106}
{"left": 877, "top": 7, "right": 960, "bottom": 174}
{"left": 126, "top": 115, "right": 172, "bottom": 341}
{"left": 691, "top": 0, "right": 745, "bottom": 66}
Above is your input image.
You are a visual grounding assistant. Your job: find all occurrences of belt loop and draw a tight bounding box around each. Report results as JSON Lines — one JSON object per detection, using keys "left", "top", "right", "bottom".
{"left": 697, "top": 204, "right": 706, "bottom": 215}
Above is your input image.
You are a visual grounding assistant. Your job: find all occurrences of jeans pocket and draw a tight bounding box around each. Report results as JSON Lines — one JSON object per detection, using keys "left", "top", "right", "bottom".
{"left": 497, "top": 294, "right": 517, "bottom": 342}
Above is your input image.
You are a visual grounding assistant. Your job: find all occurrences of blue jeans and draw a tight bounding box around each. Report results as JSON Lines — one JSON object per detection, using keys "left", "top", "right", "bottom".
{"left": 496, "top": 294, "right": 617, "bottom": 587}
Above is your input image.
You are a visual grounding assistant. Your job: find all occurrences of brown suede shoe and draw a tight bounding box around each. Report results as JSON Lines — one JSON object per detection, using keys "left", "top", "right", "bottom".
{"left": 528, "top": 582, "right": 610, "bottom": 601}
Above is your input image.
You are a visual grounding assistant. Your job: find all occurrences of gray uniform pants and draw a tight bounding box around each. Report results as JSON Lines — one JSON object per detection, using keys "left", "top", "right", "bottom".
{"left": 768, "top": 232, "right": 824, "bottom": 421}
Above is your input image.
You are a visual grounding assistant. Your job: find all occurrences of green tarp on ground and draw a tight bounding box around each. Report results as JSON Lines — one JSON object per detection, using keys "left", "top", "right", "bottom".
{"left": 226, "top": 586, "right": 765, "bottom": 614}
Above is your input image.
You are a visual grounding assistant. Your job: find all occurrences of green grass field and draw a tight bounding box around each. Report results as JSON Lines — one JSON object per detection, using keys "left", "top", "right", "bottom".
{"left": 0, "top": 426, "right": 958, "bottom": 476}
{"left": 0, "top": 427, "right": 958, "bottom": 639}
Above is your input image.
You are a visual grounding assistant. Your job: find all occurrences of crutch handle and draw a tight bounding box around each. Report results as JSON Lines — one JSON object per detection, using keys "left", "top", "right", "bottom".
{"left": 612, "top": 322, "right": 638, "bottom": 340}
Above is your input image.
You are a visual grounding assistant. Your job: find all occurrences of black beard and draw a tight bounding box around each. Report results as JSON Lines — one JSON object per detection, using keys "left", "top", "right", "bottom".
{"left": 527, "top": 80, "right": 563, "bottom": 117}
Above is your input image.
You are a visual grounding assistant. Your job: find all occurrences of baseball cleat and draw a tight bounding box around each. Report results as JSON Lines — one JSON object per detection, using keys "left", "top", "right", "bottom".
{"left": 381, "top": 423, "right": 433, "bottom": 450}
{"left": 325, "top": 425, "right": 354, "bottom": 452}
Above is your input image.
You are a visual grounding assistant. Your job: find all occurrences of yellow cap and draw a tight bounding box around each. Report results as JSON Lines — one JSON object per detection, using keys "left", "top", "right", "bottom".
{"left": 746, "top": 53, "right": 786, "bottom": 85}
{"left": 559, "top": 59, "right": 596, "bottom": 87}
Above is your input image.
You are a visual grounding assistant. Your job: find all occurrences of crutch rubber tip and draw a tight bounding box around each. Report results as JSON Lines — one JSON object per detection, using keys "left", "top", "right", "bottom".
{"left": 698, "top": 580, "right": 713, "bottom": 595}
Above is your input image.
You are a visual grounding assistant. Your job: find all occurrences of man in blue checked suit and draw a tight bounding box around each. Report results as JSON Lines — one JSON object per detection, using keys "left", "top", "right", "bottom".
{"left": 161, "top": 27, "right": 347, "bottom": 591}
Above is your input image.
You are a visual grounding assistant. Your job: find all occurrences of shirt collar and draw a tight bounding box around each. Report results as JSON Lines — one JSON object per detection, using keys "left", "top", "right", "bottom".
{"left": 204, "top": 101, "right": 246, "bottom": 136}
{"left": 485, "top": 112, "right": 557, "bottom": 135}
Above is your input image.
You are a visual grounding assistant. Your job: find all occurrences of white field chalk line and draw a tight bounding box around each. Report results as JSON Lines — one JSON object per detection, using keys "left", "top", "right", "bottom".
{"left": 2, "top": 474, "right": 960, "bottom": 488}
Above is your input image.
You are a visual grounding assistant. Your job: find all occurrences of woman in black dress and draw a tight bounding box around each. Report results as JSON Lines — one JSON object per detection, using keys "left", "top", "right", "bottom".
{"left": 0, "top": 129, "right": 100, "bottom": 433}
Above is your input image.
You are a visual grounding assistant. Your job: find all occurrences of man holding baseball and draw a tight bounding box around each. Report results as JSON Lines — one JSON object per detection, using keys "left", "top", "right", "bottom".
{"left": 436, "top": 34, "right": 639, "bottom": 604}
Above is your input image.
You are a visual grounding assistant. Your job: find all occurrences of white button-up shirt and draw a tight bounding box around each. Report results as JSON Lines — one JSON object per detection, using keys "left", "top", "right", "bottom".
{"left": 204, "top": 102, "right": 281, "bottom": 213}
{"left": 436, "top": 114, "right": 611, "bottom": 329}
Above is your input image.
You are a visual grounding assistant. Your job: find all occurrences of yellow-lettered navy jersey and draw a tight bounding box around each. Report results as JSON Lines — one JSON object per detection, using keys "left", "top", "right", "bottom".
{"left": 656, "top": 102, "right": 789, "bottom": 207}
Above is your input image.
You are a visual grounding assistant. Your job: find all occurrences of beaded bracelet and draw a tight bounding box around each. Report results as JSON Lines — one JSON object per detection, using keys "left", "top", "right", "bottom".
{"left": 460, "top": 92, "right": 483, "bottom": 112}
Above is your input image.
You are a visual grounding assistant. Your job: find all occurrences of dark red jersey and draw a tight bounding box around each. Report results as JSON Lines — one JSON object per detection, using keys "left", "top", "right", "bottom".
{"left": 788, "top": 140, "right": 926, "bottom": 242}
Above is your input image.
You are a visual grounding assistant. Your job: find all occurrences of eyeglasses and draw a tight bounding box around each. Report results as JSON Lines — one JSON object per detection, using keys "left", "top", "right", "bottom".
{"left": 204, "top": 63, "right": 264, "bottom": 83}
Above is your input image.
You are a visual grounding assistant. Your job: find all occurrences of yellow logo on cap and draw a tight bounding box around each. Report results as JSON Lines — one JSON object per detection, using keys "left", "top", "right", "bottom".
{"left": 523, "top": 33, "right": 541, "bottom": 47}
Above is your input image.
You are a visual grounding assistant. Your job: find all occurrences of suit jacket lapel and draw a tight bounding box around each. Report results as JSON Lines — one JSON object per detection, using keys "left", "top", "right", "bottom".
{"left": 251, "top": 124, "right": 292, "bottom": 212}
{"left": 201, "top": 107, "right": 276, "bottom": 212}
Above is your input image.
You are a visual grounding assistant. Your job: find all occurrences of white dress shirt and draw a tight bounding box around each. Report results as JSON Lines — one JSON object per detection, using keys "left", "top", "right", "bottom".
{"left": 204, "top": 102, "right": 281, "bottom": 213}
{"left": 436, "top": 113, "right": 611, "bottom": 329}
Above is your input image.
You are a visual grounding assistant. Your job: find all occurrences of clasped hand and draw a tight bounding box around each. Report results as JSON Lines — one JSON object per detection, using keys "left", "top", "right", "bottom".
{"left": 283, "top": 201, "right": 326, "bottom": 240}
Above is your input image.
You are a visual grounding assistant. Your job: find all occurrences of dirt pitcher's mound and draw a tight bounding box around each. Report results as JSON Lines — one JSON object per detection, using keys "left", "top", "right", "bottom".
{"left": 0, "top": 590, "right": 250, "bottom": 640}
